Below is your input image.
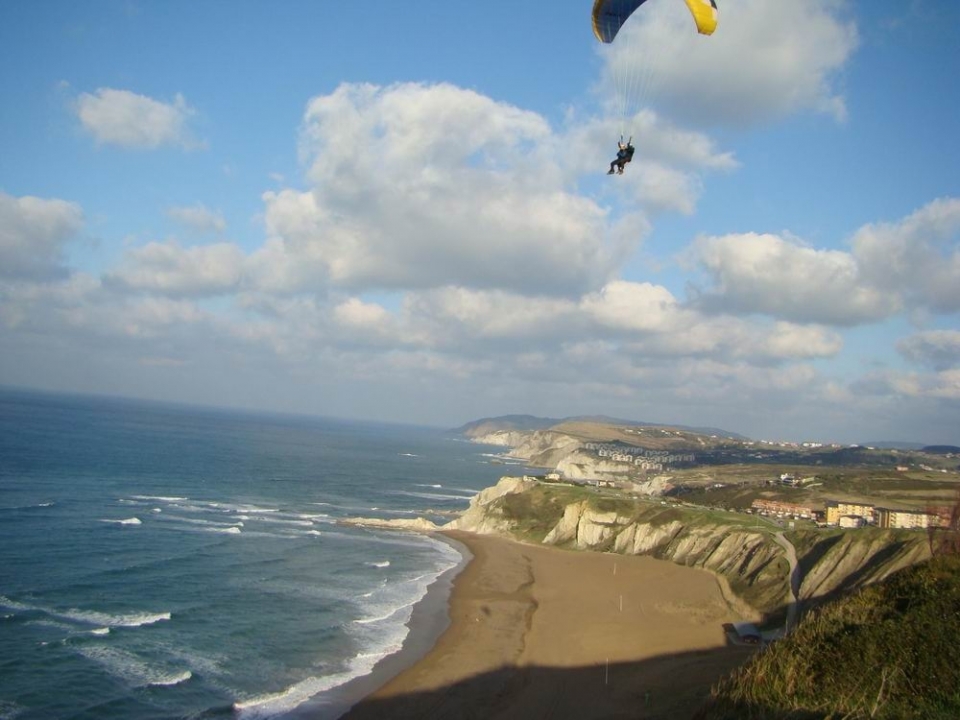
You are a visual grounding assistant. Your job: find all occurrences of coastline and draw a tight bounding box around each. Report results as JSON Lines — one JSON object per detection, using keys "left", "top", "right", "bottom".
{"left": 290, "top": 534, "right": 473, "bottom": 720}
{"left": 334, "top": 530, "right": 755, "bottom": 720}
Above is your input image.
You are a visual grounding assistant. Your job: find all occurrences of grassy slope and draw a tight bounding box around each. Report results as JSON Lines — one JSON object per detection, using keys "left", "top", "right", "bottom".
{"left": 694, "top": 554, "right": 960, "bottom": 720}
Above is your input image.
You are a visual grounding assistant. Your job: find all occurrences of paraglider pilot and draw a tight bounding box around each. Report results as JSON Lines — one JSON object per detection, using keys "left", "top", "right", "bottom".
{"left": 607, "top": 137, "right": 635, "bottom": 175}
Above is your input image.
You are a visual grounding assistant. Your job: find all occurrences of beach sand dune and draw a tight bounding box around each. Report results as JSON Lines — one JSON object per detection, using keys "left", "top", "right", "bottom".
{"left": 341, "top": 531, "right": 754, "bottom": 720}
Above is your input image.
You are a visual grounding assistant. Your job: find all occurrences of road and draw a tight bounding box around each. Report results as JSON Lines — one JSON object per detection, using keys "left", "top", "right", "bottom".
{"left": 772, "top": 532, "right": 801, "bottom": 632}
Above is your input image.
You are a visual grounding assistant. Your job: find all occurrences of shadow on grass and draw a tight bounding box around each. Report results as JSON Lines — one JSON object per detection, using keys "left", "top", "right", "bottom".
{"left": 338, "top": 643, "right": 756, "bottom": 720}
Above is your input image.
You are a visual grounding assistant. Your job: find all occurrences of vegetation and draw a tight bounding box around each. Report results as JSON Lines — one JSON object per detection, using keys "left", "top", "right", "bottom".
{"left": 694, "top": 554, "right": 960, "bottom": 720}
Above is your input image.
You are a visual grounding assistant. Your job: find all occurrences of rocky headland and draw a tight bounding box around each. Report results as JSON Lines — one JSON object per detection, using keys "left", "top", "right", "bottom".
{"left": 343, "top": 474, "right": 931, "bottom": 621}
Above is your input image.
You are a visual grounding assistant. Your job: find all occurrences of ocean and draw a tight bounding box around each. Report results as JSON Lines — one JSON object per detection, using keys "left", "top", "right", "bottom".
{"left": 0, "top": 389, "right": 520, "bottom": 720}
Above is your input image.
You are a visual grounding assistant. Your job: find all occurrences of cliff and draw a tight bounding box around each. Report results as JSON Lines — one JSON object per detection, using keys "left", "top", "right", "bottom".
{"left": 445, "top": 476, "right": 931, "bottom": 620}
{"left": 471, "top": 429, "right": 649, "bottom": 483}
{"left": 340, "top": 475, "right": 931, "bottom": 621}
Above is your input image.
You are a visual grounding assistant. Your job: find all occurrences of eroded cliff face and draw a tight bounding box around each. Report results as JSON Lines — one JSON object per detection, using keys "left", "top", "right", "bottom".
{"left": 447, "top": 477, "right": 931, "bottom": 619}
{"left": 445, "top": 475, "right": 538, "bottom": 535}
{"left": 795, "top": 531, "right": 931, "bottom": 602}
{"left": 475, "top": 431, "right": 648, "bottom": 483}
{"left": 473, "top": 430, "right": 583, "bottom": 468}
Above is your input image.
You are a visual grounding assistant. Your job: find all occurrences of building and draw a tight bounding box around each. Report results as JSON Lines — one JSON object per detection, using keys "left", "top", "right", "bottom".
{"left": 876, "top": 508, "right": 948, "bottom": 530}
{"left": 826, "top": 502, "right": 876, "bottom": 526}
{"left": 839, "top": 515, "right": 865, "bottom": 529}
{"left": 751, "top": 499, "right": 814, "bottom": 519}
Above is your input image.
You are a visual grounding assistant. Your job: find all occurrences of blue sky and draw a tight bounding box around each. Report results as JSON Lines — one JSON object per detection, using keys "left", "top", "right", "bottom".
{"left": 2, "top": 0, "right": 959, "bottom": 444}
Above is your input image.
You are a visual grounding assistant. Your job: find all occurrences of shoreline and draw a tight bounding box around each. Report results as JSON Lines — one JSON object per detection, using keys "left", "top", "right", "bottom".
{"left": 290, "top": 534, "right": 473, "bottom": 720}
{"left": 330, "top": 531, "right": 755, "bottom": 720}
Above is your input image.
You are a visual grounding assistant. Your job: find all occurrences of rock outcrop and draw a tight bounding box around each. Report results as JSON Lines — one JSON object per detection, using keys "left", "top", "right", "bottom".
{"left": 445, "top": 475, "right": 537, "bottom": 535}
{"left": 445, "top": 476, "right": 932, "bottom": 619}
{"left": 341, "top": 475, "right": 932, "bottom": 621}
{"left": 338, "top": 516, "right": 439, "bottom": 532}
{"left": 796, "top": 531, "right": 931, "bottom": 602}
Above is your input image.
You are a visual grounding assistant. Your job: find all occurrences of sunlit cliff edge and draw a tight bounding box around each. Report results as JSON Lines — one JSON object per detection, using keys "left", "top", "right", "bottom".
{"left": 344, "top": 475, "right": 930, "bottom": 622}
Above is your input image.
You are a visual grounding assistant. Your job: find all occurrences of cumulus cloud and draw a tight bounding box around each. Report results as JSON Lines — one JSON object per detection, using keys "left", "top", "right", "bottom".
{"left": 854, "top": 368, "right": 960, "bottom": 402}
{"left": 686, "top": 232, "right": 896, "bottom": 324}
{"left": 898, "top": 330, "right": 960, "bottom": 371}
{"left": 684, "top": 197, "right": 960, "bottom": 325}
{"left": 104, "top": 240, "right": 244, "bottom": 296}
{"left": 556, "top": 111, "right": 736, "bottom": 214}
{"left": 851, "top": 197, "right": 960, "bottom": 313}
{"left": 167, "top": 204, "right": 226, "bottom": 235}
{"left": 76, "top": 88, "right": 199, "bottom": 149}
{"left": 255, "top": 82, "right": 629, "bottom": 297}
{"left": 0, "top": 192, "right": 83, "bottom": 280}
{"left": 601, "top": 0, "right": 858, "bottom": 126}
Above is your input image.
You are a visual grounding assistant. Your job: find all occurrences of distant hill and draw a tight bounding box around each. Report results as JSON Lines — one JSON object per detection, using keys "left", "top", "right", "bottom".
{"left": 452, "top": 414, "right": 747, "bottom": 442}
{"left": 450, "top": 415, "right": 562, "bottom": 437}
{"left": 863, "top": 440, "right": 927, "bottom": 450}
{"left": 923, "top": 445, "right": 960, "bottom": 455}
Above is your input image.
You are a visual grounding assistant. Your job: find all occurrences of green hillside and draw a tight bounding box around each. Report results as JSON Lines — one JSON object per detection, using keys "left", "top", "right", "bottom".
{"left": 694, "top": 553, "right": 960, "bottom": 720}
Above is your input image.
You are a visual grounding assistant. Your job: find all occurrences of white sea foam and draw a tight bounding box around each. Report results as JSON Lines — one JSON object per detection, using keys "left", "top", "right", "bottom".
{"left": 90, "top": 627, "right": 111, "bottom": 636}
{"left": 150, "top": 670, "right": 193, "bottom": 687}
{"left": 77, "top": 645, "right": 191, "bottom": 688}
{"left": 207, "top": 526, "right": 241, "bottom": 535}
{"left": 1, "top": 595, "right": 171, "bottom": 629}
{"left": 101, "top": 517, "right": 142, "bottom": 525}
{"left": 60, "top": 608, "right": 172, "bottom": 628}
{"left": 236, "top": 538, "right": 460, "bottom": 719}
{"left": 232, "top": 647, "right": 398, "bottom": 720}
{"left": 131, "top": 495, "right": 187, "bottom": 503}
{"left": 366, "top": 560, "right": 390, "bottom": 569}
{"left": 158, "top": 515, "right": 242, "bottom": 529}
{"left": 442, "top": 486, "right": 479, "bottom": 495}
{"left": 395, "top": 490, "right": 475, "bottom": 502}
{"left": 0, "top": 595, "right": 31, "bottom": 612}
{"left": 0, "top": 700, "right": 26, "bottom": 720}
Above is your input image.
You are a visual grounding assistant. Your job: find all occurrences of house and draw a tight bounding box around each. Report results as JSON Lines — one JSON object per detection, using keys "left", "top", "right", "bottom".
{"left": 826, "top": 502, "right": 876, "bottom": 526}
{"left": 839, "top": 515, "right": 865, "bottom": 529}
{"left": 751, "top": 499, "right": 813, "bottom": 519}
{"left": 876, "top": 508, "right": 947, "bottom": 530}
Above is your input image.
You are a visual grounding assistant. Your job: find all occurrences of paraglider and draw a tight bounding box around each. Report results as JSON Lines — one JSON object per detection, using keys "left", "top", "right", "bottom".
{"left": 592, "top": 0, "right": 718, "bottom": 175}
{"left": 591, "top": 0, "right": 718, "bottom": 45}
{"left": 607, "top": 137, "right": 635, "bottom": 175}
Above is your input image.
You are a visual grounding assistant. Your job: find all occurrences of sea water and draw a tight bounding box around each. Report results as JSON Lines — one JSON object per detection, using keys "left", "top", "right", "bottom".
{"left": 0, "top": 389, "right": 520, "bottom": 719}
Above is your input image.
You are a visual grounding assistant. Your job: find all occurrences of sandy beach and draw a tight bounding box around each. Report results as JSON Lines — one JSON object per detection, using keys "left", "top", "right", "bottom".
{"left": 339, "top": 531, "right": 754, "bottom": 720}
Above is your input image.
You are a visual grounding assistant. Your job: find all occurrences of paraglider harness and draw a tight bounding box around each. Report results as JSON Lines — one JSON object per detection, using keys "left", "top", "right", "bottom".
{"left": 609, "top": 136, "right": 635, "bottom": 175}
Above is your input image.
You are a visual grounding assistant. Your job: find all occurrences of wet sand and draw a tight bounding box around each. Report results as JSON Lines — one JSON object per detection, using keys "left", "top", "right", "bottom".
{"left": 339, "top": 531, "right": 754, "bottom": 719}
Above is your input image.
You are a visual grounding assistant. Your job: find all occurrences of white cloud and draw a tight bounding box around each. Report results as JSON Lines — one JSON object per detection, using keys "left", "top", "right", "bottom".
{"left": 558, "top": 113, "right": 735, "bottom": 214}
{"left": 334, "top": 298, "right": 390, "bottom": 329}
{"left": 76, "top": 88, "right": 198, "bottom": 149}
{"left": 898, "top": 330, "right": 960, "bottom": 371}
{"left": 851, "top": 197, "right": 960, "bottom": 313}
{"left": 581, "top": 280, "right": 682, "bottom": 332}
{"left": 685, "top": 198, "right": 960, "bottom": 325}
{"left": 104, "top": 240, "right": 244, "bottom": 296}
{"left": 167, "top": 204, "right": 226, "bottom": 235}
{"left": 0, "top": 192, "right": 83, "bottom": 280}
{"left": 258, "top": 82, "right": 624, "bottom": 296}
{"left": 600, "top": 0, "right": 858, "bottom": 126}
{"left": 686, "top": 232, "right": 896, "bottom": 324}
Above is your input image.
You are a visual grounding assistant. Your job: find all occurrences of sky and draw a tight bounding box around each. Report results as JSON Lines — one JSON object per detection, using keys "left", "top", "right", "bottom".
{"left": 1, "top": 0, "right": 959, "bottom": 445}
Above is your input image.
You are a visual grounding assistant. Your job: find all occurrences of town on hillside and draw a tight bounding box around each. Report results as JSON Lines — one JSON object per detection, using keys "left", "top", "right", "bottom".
{"left": 472, "top": 418, "right": 960, "bottom": 535}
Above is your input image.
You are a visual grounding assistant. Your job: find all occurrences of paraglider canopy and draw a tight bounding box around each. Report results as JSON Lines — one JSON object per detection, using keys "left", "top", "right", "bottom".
{"left": 591, "top": 0, "right": 718, "bottom": 44}
{"left": 591, "top": 0, "right": 718, "bottom": 138}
